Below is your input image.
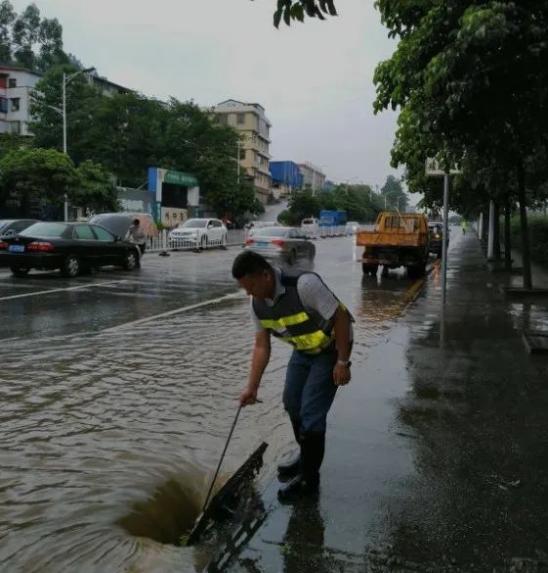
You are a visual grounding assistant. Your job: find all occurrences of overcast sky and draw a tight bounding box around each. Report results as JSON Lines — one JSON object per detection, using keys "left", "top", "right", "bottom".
{"left": 16, "top": 0, "right": 401, "bottom": 188}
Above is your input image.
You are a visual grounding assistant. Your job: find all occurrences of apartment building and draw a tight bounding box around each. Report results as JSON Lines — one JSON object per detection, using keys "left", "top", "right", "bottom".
{"left": 0, "top": 66, "right": 41, "bottom": 136}
{"left": 299, "top": 161, "right": 326, "bottom": 194}
{"left": 213, "top": 99, "right": 272, "bottom": 204}
{"left": 0, "top": 65, "right": 131, "bottom": 137}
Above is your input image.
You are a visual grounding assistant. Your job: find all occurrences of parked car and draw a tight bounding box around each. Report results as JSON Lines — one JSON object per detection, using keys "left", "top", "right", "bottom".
{"left": 245, "top": 220, "right": 279, "bottom": 237}
{"left": 0, "top": 222, "right": 142, "bottom": 278}
{"left": 300, "top": 217, "right": 319, "bottom": 239}
{"left": 89, "top": 212, "right": 157, "bottom": 254}
{"left": 168, "top": 218, "right": 227, "bottom": 249}
{"left": 244, "top": 226, "right": 316, "bottom": 265}
{"left": 0, "top": 219, "right": 38, "bottom": 239}
{"left": 428, "top": 222, "right": 448, "bottom": 257}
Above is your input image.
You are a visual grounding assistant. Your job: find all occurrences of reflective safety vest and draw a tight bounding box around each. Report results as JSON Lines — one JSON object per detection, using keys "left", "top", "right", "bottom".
{"left": 252, "top": 272, "right": 350, "bottom": 355}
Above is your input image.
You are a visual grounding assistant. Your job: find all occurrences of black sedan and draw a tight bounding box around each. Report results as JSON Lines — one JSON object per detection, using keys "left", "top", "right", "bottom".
{"left": 0, "top": 222, "right": 141, "bottom": 278}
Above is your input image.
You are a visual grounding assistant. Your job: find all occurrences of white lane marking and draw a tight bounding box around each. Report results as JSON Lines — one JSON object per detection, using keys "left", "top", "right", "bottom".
{"left": 0, "top": 280, "right": 128, "bottom": 302}
{"left": 102, "top": 291, "right": 244, "bottom": 333}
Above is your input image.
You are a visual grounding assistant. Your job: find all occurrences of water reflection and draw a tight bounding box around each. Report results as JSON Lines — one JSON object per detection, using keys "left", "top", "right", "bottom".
{"left": 282, "top": 499, "right": 326, "bottom": 573}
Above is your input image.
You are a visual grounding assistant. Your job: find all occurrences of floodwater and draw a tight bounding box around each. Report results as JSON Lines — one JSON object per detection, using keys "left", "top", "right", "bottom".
{"left": 0, "top": 238, "right": 425, "bottom": 572}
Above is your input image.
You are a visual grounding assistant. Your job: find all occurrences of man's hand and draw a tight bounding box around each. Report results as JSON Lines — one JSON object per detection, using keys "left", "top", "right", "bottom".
{"left": 333, "top": 363, "right": 351, "bottom": 386}
{"left": 239, "top": 386, "right": 258, "bottom": 407}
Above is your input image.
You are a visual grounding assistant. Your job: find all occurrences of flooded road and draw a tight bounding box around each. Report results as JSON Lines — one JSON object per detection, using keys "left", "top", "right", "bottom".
{"left": 0, "top": 237, "right": 428, "bottom": 572}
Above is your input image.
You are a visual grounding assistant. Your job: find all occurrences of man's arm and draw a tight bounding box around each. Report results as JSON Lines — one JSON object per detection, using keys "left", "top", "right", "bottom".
{"left": 240, "top": 329, "right": 271, "bottom": 406}
{"left": 332, "top": 306, "right": 352, "bottom": 386}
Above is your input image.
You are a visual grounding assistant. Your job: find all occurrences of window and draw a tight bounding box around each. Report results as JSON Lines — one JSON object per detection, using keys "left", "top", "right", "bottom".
{"left": 92, "top": 226, "right": 114, "bottom": 242}
{"left": 211, "top": 220, "right": 222, "bottom": 228}
{"left": 74, "top": 225, "right": 96, "bottom": 240}
{"left": 9, "top": 121, "right": 20, "bottom": 134}
{"left": 217, "top": 114, "right": 228, "bottom": 125}
{"left": 8, "top": 78, "right": 16, "bottom": 88}
{"left": 10, "top": 98, "right": 20, "bottom": 112}
{"left": 240, "top": 148, "right": 246, "bottom": 160}
{"left": 237, "top": 113, "right": 245, "bottom": 125}
{"left": 0, "top": 97, "right": 7, "bottom": 113}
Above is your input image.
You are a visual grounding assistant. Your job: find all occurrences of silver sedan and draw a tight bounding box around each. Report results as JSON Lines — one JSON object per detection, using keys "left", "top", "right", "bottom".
{"left": 244, "top": 226, "right": 316, "bottom": 265}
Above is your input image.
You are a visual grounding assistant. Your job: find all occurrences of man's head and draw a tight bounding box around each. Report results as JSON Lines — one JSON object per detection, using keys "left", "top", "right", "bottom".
{"left": 133, "top": 218, "right": 140, "bottom": 226}
{"left": 232, "top": 251, "right": 275, "bottom": 299}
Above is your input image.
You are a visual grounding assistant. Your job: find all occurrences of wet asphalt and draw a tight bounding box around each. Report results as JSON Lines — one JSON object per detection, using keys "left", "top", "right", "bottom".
{"left": 2, "top": 231, "right": 547, "bottom": 572}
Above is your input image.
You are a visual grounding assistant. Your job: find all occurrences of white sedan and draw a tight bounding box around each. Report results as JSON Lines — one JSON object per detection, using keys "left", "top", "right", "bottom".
{"left": 168, "top": 218, "right": 228, "bottom": 250}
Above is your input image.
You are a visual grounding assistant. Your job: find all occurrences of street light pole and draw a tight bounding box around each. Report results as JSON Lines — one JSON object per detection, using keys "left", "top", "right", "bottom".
{"left": 61, "top": 67, "right": 95, "bottom": 221}
{"left": 237, "top": 139, "right": 241, "bottom": 185}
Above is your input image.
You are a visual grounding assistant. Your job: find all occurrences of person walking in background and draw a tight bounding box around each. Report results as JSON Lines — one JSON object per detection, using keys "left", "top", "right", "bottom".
{"left": 232, "top": 251, "right": 353, "bottom": 501}
{"left": 128, "top": 218, "right": 146, "bottom": 254}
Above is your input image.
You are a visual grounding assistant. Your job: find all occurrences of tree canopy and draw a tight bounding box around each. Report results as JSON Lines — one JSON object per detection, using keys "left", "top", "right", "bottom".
{"left": 270, "top": 0, "right": 337, "bottom": 27}
{"left": 0, "top": 1, "right": 70, "bottom": 71}
{"left": 0, "top": 148, "right": 118, "bottom": 218}
{"left": 30, "top": 67, "right": 262, "bottom": 219}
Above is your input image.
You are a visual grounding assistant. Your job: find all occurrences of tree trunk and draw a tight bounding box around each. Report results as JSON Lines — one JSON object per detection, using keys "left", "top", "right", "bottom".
{"left": 493, "top": 201, "right": 501, "bottom": 260}
{"left": 517, "top": 161, "right": 532, "bottom": 290}
{"left": 504, "top": 195, "right": 512, "bottom": 271}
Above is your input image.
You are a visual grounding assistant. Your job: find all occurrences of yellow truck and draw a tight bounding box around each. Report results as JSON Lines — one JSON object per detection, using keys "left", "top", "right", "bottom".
{"left": 356, "top": 212, "right": 430, "bottom": 277}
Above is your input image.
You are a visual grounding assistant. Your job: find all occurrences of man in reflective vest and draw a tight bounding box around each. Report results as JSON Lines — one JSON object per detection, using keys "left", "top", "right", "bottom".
{"left": 232, "top": 251, "right": 353, "bottom": 501}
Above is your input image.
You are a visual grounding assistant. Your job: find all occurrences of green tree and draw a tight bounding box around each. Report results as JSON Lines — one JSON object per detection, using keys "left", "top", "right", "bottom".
{"left": 380, "top": 175, "right": 408, "bottom": 211}
{"left": 0, "top": 147, "right": 77, "bottom": 216}
{"left": 0, "top": 0, "right": 15, "bottom": 63}
{"left": 74, "top": 160, "right": 118, "bottom": 214}
{"left": 270, "top": 0, "right": 337, "bottom": 27}
{"left": 374, "top": 1, "right": 548, "bottom": 288}
{"left": 30, "top": 64, "right": 103, "bottom": 158}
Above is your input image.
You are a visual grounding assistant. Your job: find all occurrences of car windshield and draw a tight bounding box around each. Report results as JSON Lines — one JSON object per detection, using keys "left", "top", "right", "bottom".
{"left": 20, "top": 223, "right": 68, "bottom": 238}
{"left": 181, "top": 219, "right": 207, "bottom": 228}
{"left": 253, "top": 227, "right": 289, "bottom": 237}
{"left": 0, "top": 220, "right": 15, "bottom": 232}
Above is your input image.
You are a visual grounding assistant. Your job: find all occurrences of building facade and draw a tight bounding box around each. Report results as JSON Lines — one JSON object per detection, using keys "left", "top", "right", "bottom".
{"left": 213, "top": 99, "right": 272, "bottom": 204}
{"left": 0, "top": 65, "right": 131, "bottom": 138}
{"left": 299, "top": 162, "right": 326, "bottom": 194}
{"left": 0, "top": 66, "right": 41, "bottom": 136}
{"left": 269, "top": 160, "right": 303, "bottom": 198}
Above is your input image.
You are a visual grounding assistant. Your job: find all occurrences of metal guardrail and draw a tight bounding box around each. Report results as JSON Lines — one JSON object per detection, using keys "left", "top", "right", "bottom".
{"left": 146, "top": 227, "right": 350, "bottom": 253}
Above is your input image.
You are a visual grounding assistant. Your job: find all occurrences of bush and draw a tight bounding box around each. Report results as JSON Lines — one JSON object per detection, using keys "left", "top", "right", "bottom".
{"left": 510, "top": 214, "right": 548, "bottom": 266}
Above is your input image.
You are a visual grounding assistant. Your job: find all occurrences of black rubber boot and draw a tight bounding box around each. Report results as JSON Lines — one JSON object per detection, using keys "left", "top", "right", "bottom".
{"left": 278, "top": 432, "right": 325, "bottom": 502}
{"left": 277, "top": 417, "right": 302, "bottom": 480}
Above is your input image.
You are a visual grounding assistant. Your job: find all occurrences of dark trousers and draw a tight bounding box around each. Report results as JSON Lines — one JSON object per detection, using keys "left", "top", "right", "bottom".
{"left": 283, "top": 348, "right": 338, "bottom": 435}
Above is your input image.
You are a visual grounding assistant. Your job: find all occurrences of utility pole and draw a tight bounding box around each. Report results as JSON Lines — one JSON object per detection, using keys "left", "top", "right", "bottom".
{"left": 61, "top": 67, "right": 95, "bottom": 221}
{"left": 237, "top": 139, "right": 241, "bottom": 185}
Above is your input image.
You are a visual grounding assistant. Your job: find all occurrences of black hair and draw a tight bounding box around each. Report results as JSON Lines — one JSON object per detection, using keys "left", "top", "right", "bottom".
{"left": 133, "top": 219, "right": 140, "bottom": 225}
{"left": 232, "top": 250, "right": 273, "bottom": 279}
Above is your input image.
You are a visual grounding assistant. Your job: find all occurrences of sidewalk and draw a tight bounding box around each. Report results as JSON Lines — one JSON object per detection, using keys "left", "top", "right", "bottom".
{"left": 227, "top": 231, "right": 548, "bottom": 573}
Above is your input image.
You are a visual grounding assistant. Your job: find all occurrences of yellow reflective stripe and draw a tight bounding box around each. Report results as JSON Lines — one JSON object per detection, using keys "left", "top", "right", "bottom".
{"left": 282, "top": 330, "right": 332, "bottom": 351}
{"left": 260, "top": 312, "right": 309, "bottom": 330}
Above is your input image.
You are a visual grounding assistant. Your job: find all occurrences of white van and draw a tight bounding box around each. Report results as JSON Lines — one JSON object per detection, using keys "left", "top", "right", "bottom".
{"left": 301, "top": 217, "right": 319, "bottom": 239}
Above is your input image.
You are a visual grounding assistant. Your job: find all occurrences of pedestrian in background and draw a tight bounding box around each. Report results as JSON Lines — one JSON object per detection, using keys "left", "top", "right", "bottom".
{"left": 232, "top": 251, "right": 353, "bottom": 501}
{"left": 128, "top": 218, "right": 146, "bottom": 254}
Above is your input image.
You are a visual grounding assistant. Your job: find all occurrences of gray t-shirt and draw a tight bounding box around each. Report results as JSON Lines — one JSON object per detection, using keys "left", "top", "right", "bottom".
{"left": 251, "top": 269, "right": 353, "bottom": 339}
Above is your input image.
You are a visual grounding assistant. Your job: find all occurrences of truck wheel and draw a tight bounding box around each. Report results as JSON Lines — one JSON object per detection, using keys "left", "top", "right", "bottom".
{"left": 362, "top": 263, "right": 378, "bottom": 276}
{"left": 408, "top": 263, "right": 426, "bottom": 279}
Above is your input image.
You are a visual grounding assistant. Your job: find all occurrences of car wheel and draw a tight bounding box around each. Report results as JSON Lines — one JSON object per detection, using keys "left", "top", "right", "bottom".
{"left": 61, "top": 255, "right": 80, "bottom": 278}
{"left": 362, "top": 264, "right": 378, "bottom": 276}
{"left": 10, "top": 266, "right": 30, "bottom": 277}
{"left": 123, "top": 249, "right": 139, "bottom": 270}
{"left": 200, "top": 235, "right": 208, "bottom": 250}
